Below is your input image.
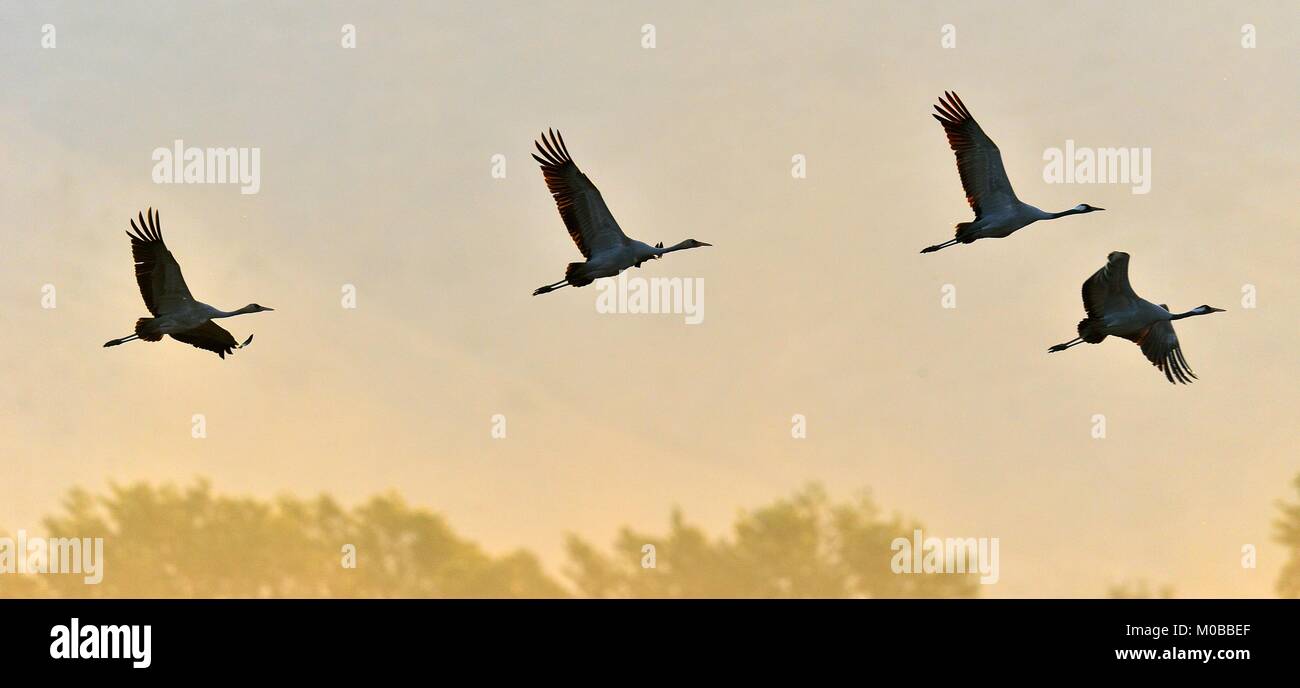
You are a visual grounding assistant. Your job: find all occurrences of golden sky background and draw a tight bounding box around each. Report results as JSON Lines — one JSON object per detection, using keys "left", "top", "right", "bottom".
{"left": 1, "top": 1, "right": 1296, "bottom": 597}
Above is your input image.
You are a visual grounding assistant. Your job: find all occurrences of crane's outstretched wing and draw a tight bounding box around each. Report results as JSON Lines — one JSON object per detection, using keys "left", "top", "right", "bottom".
{"left": 1081, "top": 251, "right": 1138, "bottom": 319}
{"left": 126, "top": 208, "right": 194, "bottom": 315}
{"left": 169, "top": 321, "right": 245, "bottom": 359}
{"left": 932, "top": 92, "right": 1018, "bottom": 218}
{"left": 532, "top": 129, "right": 629, "bottom": 259}
{"left": 1121, "top": 317, "right": 1197, "bottom": 384}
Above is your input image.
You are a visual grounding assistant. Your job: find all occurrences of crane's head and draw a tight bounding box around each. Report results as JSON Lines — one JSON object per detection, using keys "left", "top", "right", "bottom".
{"left": 244, "top": 303, "right": 275, "bottom": 313}
{"left": 680, "top": 239, "right": 712, "bottom": 249}
{"left": 1073, "top": 204, "right": 1105, "bottom": 213}
{"left": 1195, "top": 305, "right": 1226, "bottom": 315}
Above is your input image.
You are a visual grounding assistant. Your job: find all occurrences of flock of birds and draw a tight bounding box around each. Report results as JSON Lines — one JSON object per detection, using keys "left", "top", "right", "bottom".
{"left": 102, "top": 92, "right": 1222, "bottom": 384}
{"left": 920, "top": 92, "right": 1223, "bottom": 384}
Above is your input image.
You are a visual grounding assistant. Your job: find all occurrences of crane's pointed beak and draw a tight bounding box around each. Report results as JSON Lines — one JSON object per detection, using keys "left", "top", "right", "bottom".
{"left": 262, "top": 306, "right": 275, "bottom": 311}
{"left": 698, "top": 242, "right": 713, "bottom": 247}
{"left": 1209, "top": 307, "right": 1226, "bottom": 313}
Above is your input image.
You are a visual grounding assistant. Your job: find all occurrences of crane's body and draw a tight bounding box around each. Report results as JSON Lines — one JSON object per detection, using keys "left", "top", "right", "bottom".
{"left": 1048, "top": 252, "right": 1224, "bottom": 384}
{"left": 132, "top": 301, "right": 264, "bottom": 338}
{"left": 530, "top": 130, "right": 710, "bottom": 295}
{"left": 103, "top": 209, "right": 272, "bottom": 359}
{"left": 1080, "top": 298, "right": 1181, "bottom": 341}
{"left": 548, "top": 238, "right": 705, "bottom": 287}
{"left": 921, "top": 92, "right": 1103, "bottom": 253}
{"left": 954, "top": 203, "right": 1055, "bottom": 241}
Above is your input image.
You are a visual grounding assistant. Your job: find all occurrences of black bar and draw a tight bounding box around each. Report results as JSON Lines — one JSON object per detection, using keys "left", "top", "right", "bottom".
{"left": 0, "top": 599, "right": 1289, "bottom": 675}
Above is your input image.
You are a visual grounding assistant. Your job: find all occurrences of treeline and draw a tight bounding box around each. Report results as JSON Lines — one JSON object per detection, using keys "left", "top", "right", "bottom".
{"left": 0, "top": 482, "right": 977, "bottom": 598}
{"left": 17, "top": 475, "right": 1299, "bottom": 597}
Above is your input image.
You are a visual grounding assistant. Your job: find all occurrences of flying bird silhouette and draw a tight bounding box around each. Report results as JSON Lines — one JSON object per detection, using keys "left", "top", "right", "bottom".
{"left": 921, "top": 91, "right": 1104, "bottom": 254}
{"left": 530, "top": 130, "right": 711, "bottom": 295}
{"left": 103, "top": 209, "right": 273, "bottom": 359}
{"left": 1048, "top": 252, "right": 1225, "bottom": 384}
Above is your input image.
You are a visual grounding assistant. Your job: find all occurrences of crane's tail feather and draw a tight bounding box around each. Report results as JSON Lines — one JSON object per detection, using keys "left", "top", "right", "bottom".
{"left": 563, "top": 262, "right": 596, "bottom": 287}
{"left": 1075, "top": 318, "right": 1107, "bottom": 343}
{"left": 133, "top": 317, "right": 164, "bottom": 341}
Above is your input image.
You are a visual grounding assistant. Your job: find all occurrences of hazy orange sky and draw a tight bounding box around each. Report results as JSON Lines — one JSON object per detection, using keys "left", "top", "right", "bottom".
{"left": 1, "top": 1, "right": 1296, "bottom": 597}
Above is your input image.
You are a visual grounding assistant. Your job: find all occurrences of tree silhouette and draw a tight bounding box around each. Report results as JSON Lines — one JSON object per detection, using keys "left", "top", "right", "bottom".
{"left": 1276, "top": 474, "right": 1300, "bottom": 598}
{"left": 565, "top": 484, "right": 980, "bottom": 598}
{"left": 1106, "top": 580, "right": 1175, "bottom": 599}
{"left": 1, "top": 480, "right": 565, "bottom": 598}
{"left": 3, "top": 481, "right": 980, "bottom": 598}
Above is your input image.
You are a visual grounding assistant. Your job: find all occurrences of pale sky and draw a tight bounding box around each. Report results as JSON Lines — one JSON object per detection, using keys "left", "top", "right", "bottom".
{"left": 0, "top": 1, "right": 1296, "bottom": 597}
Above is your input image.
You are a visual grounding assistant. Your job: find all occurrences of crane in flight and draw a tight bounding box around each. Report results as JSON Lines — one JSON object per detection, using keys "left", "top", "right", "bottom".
{"left": 102, "top": 208, "right": 273, "bottom": 359}
{"left": 921, "top": 92, "right": 1104, "bottom": 254}
{"left": 1048, "top": 252, "right": 1224, "bottom": 384}
{"left": 530, "top": 130, "right": 711, "bottom": 295}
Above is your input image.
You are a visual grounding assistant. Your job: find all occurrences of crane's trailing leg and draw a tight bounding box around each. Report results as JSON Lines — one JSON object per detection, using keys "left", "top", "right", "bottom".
{"left": 920, "top": 238, "right": 961, "bottom": 254}
{"left": 105, "top": 317, "right": 163, "bottom": 348}
{"left": 102, "top": 334, "right": 140, "bottom": 347}
{"left": 533, "top": 280, "right": 569, "bottom": 296}
{"left": 1047, "top": 337, "right": 1084, "bottom": 353}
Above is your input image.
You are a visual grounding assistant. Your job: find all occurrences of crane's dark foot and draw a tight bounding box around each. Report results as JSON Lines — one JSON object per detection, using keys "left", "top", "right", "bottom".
{"left": 1047, "top": 343, "right": 1071, "bottom": 353}
{"left": 103, "top": 339, "right": 123, "bottom": 347}
{"left": 921, "top": 238, "right": 962, "bottom": 254}
{"left": 533, "top": 279, "right": 570, "bottom": 295}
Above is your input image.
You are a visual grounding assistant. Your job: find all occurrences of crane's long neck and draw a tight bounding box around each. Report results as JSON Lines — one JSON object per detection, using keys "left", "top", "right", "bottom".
{"left": 213, "top": 304, "right": 258, "bottom": 318}
{"left": 653, "top": 240, "right": 696, "bottom": 256}
{"left": 1169, "top": 308, "right": 1209, "bottom": 320}
{"left": 1048, "top": 207, "right": 1088, "bottom": 220}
